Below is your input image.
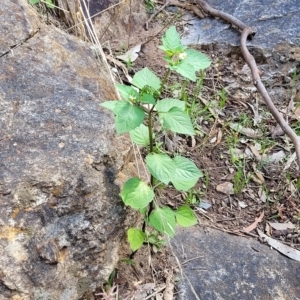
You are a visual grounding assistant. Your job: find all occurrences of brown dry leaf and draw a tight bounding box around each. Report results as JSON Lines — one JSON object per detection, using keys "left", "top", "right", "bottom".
{"left": 257, "top": 229, "right": 300, "bottom": 262}
{"left": 251, "top": 173, "right": 265, "bottom": 185}
{"left": 243, "top": 211, "right": 264, "bottom": 233}
{"left": 216, "top": 182, "right": 234, "bottom": 195}
{"left": 215, "top": 129, "right": 223, "bottom": 146}
{"left": 265, "top": 222, "right": 271, "bottom": 236}
{"left": 248, "top": 144, "right": 261, "bottom": 159}
{"left": 277, "top": 206, "right": 285, "bottom": 220}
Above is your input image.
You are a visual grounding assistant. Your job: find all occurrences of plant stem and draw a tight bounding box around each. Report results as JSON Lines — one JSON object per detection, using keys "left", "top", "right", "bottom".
{"left": 148, "top": 110, "right": 154, "bottom": 213}
{"left": 160, "top": 68, "right": 171, "bottom": 94}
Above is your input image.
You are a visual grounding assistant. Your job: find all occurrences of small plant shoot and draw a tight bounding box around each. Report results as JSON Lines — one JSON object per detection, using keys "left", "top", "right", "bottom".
{"left": 29, "top": 0, "right": 54, "bottom": 8}
{"left": 101, "top": 26, "right": 211, "bottom": 252}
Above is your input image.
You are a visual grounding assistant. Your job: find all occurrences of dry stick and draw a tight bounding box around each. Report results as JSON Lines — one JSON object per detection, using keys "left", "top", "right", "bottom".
{"left": 196, "top": 0, "right": 300, "bottom": 168}
{"left": 146, "top": 0, "right": 205, "bottom": 30}
{"left": 145, "top": 0, "right": 170, "bottom": 30}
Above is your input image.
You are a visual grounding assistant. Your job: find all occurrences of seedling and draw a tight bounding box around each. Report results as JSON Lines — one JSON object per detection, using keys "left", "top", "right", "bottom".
{"left": 101, "top": 26, "right": 211, "bottom": 251}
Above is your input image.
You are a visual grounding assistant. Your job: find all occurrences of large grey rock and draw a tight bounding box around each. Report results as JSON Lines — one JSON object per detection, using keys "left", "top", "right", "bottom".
{"left": 0, "top": 1, "right": 130, "bottom": 299}
{"left": 184, "top": 0, "right": 300, "bottom": 48}
{"left": 172, "top": 227, "right": 300, "bottom": 300}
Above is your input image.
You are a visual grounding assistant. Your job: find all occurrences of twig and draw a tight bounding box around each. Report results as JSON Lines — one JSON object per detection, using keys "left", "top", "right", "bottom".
{"left": 145, "top": 0, "right": 170, "bottom": 30}
{"left": 144, "top": 285, "right": 166, "bottom": 299}
{"left": 195, "top": 0, "right": 300, "bottom": 169}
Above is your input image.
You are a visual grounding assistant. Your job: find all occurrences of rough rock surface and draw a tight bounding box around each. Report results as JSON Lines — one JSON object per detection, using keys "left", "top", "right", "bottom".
{"left": 0, "top": 1, "right": 130, "bottom": 299}
{"left": 0, "top": 0, "right": 39, "bottom": 56}
{"left": 183, "top": 0, "right": 300, "bottom": 48}
{"left": 172, "top": 227, "right": 300, "bottom": 300}
{"left": 184, "top": 0, "right": 300, "bottom": 105}
{"left": 90, "top": 0, "right": 148, "bottom": 45}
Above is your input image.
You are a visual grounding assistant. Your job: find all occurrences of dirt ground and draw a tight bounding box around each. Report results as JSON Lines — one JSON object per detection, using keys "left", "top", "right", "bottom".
{"left": 92, "top": 5, "right": 300, "bottom": 300}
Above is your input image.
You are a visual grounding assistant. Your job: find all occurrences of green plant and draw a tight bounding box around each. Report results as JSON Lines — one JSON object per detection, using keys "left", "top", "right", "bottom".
{"left": 101, "top": 26, "right": 211, "bottom": 251}
{"left": 144, "top": 0, "right": 156, "bottom": 13}
{"left": 233, "top": 161, "right": 249, "bottom": 194}
{"left": 29, "top": 0, "right": 54, "bottom": 8}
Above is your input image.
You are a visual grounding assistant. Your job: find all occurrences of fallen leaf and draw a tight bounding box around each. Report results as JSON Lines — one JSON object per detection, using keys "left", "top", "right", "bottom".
{"left": 257, "top": 229, "right": 300, "bottom": 262}
{"left": 268, "top": 222, "right": 295, "bottom": 231}
{"left": 248, "top": 144, "right": 261, "bottom": 159}
{"left": 238, "top": 201, "right": 248, "bottom": 208}
{"left": 251, "top": 173, "right": 265, "bottom": 185}
{"left": 215, "top": 129, "right": 223, "bottom": 146}
{"left": 117, "top": 44, "right": 141, "bottom": 63}
{"left": 258, "top": 187, "right": 267, "bottom": 203}
{"left": 265, "top": 222, "right": 271, "bottom": 235}
{"left": 210, "top": 136, "right": 217, "bottom": 143}
{"left": 243, "top": 211, "right": 264, "bottom": 233}
{"left": 277, "top": 206, "right": 285, "bottom": 220}
{"left": 216, "top": 182, "right": 234, "bottom": 195}
{"left": 268, "top": 150, "right": 286, "bottom": 162}
{"left": 283, "top": 152, "right": 297, "bottom": 171}
{"left": 230, "top": 123, "right": 263, "bottom": 138}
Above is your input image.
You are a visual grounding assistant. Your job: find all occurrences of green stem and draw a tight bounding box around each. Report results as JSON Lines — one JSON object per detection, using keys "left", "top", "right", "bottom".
{"left": 148, "top": 110, "right": 154, "bottom": 213}
{"left": 160, "top": 68, "right": 171, "bottom": 94}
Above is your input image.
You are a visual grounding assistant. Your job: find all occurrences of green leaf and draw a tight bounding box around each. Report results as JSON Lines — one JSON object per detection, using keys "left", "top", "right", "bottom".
{"left": 121, "top": 177, "right": 154, "bottom": 209}
{"left": 160, "top": 26, "right": 185, "bottom": 53}
{"left": 29, "top": 0, "right": 40, "bottom": 4}
{"left": 184, "top": 49, "right": 211, "bottom": 71}
{"left": 159, "top": 107, "right": 194, "bottom": 135}
{"left": 100, "top": 101, "right": 117, "bottom": 112}
{"left": 149, "top": 207, "right": 176, "bottom": 237}
{"left": 171, "top": 61, "right": 197, "bottom": 81}
{"left": 155, "top": 99, "right": 185, "bottom": 112}
{"left": 116, "top": 84, "right": 139, "bottom": 101}
{"left": 171, "top": 156, "right": 203, "bottom": 191}
{"left": 140, "top": 94, "right": 156, "bottom": 104}
{"left": 171, "top": 49, "right": 211, "bottom": 81}
{"left": 130, "top": 123, "right": 151, "bottom": 146}
{"left": 175, "top": 205, "right": 197, "bottom": 227}
{"left": 115, "top": 102, "right": 145, "bottom": 134}
{"left": 132, "top": 68, "right": 161, "bottom": 91}
{"left": 146, "top": 153, "right": 175, "bottom": 185}
{"left": 127, "top": 228, "right": 145, "bottom": 251}
{"left": 45, "top": 0, "right": 54, "bottom": 8}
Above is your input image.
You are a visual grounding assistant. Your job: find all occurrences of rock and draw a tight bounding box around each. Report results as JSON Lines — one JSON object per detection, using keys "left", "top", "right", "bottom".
{"left": 183, "top": 0, "right": 300, "bottom": 48}
{"left": 184, "top": 0, "right": 300, "bottom": 106}
{"left": 90, "top": 0, "right": 148, "bottom": 45}
{"left": 0, "top": 0, "right": 39, "bottom": 56}
{"left": 172, "top": 227, "right": 300, "bottom": 300}
{"left": 0, "top": 1, "right": 131, "bottom": 299}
